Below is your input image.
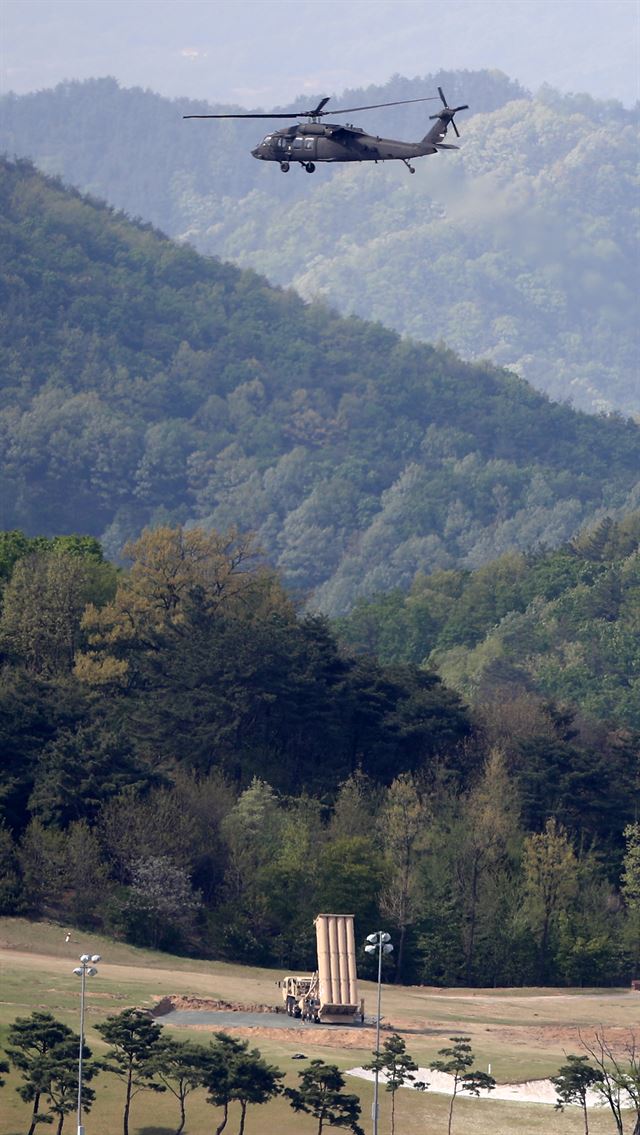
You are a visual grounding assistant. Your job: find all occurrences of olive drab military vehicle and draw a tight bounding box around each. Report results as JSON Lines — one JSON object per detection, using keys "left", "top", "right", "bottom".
{"left": 184, "top": 86, "right": 469, "bottom": 174}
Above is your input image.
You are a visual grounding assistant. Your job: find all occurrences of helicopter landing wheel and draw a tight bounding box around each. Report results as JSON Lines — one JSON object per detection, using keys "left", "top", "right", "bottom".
{"left": 280, "top": 161, "right": 290, "bottom": 172}
{"left": 305, "top": 162, "right": 316, "bottom": 173}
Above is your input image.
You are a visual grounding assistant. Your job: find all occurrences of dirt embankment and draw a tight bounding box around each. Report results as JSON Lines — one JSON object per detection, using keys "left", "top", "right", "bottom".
{"left": 150, "top": 993, "right": 637, "bottom": 1057}
{"left": 150, "top": 995, "right": 378, "bottom": 1049}
{"left": 152, "top": 994, "right": 280, "bottom": 1017}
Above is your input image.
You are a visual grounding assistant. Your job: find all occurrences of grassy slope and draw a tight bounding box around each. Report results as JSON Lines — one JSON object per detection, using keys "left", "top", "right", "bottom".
{"left": 0, "top": 918, "right": 634, "bottom": 1135}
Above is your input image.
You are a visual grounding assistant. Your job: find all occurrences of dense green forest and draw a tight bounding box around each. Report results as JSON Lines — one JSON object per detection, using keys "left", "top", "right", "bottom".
{"left": 0, "top": 156, "right": 638, "bottom": 615}
{"left": 1, "top": 71, "right": 637, "bottom": 414}
{"left": 337, "top": 511, "right": 640, "bottom": 730}
{"left": 0, "top": 523, "right": 638, "bottom": 988}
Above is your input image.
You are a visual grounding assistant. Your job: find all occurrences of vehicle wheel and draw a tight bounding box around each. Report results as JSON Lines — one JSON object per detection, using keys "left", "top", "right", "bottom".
{"left": 305, "top": 162, "right": 316, "bottom": 173}
{"left": 280, "top": 162, "right": 290, "bottom": 172}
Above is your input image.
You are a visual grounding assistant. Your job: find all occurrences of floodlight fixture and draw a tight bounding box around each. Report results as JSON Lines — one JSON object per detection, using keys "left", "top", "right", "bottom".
{"left": 73, "top": 953, "right": 101, "bottom": 1135}
{"left": 364, "top": 930, "right": 394, "bottom": 1135}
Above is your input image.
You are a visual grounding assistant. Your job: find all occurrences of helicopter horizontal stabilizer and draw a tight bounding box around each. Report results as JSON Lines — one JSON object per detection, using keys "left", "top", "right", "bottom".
{"left": 435, "top": 143, "right": 459, "bottom": 150}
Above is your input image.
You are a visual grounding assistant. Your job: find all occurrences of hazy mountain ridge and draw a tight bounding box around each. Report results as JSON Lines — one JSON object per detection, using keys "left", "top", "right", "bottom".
{"left": 1, "top": 71, "right": 636, "bottom": 415}
{"left": 1, "top": 156, "right": 638, "bottom": 614}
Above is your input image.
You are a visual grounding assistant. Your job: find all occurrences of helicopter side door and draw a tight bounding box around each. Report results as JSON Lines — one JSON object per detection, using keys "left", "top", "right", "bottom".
{"left": 302, "top": 136, "right": 316, "bottom": 161}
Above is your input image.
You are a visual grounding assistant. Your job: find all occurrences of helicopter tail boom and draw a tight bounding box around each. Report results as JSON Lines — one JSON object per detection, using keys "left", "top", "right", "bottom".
{"left": 420, "top": 86, "right": 469, "bottom": 147}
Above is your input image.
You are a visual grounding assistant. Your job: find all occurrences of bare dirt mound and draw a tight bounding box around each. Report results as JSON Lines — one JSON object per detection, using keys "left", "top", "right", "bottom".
{"left": 152, "top": 994, "right": 279, "bottom": 1016}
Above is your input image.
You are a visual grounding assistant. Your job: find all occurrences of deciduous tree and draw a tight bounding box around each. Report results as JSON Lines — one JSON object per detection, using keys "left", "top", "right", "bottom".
{"left": 125, "top": 854, "right": 201, "bottom": 950}
{"left": 578, "top": 1030, "right": 640, "bottom": 1135}
{"left": 0, "top": 551, "right": 92, "bottom": 674}
{"left": 522, "top": 818, "right": 578, "bottom": 981}
{"left": 454, "top": 747, "right": 521, "bottom": 983}
{"left": 622, "top": 822, "right": 640, "bottom": 976}
{"left": 378, "top": 774, "right": 428, "bottom": 982}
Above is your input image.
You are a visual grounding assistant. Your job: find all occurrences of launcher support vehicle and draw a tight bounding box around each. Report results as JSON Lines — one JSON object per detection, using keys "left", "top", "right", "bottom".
{"left": 282, "top": 913, "right": 364, "bottom": 1025}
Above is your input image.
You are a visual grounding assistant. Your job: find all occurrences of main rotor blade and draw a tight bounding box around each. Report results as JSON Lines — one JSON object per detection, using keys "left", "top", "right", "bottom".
{"left": 326, "top": 95, "right": 439, "bottom": 116}
{"left": 183, "top": 111, "right": 307, "bottom": 119}
{"left": 184, "top": 93, "right": 439, "bottom": 121}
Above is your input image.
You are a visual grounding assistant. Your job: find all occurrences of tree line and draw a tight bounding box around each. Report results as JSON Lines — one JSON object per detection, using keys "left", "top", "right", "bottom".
{"left": 3, "top": 1009, "right": 639, "bottom": 1135}
{"left": 0, "top": 524, "right": 638, "bottom": 987}
{"left": 2, "top": 1007, "right": 357, "bottom": 1135}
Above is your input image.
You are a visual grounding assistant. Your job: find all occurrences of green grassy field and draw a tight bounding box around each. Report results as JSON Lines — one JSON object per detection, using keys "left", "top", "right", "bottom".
{"left": 0, "top": 918, "right": 635, "bottom": 1135}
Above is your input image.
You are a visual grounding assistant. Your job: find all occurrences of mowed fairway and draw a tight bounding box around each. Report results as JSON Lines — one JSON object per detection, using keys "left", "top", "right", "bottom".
{"left": 0, "top": 918, "right": 635, "bottom": 1135}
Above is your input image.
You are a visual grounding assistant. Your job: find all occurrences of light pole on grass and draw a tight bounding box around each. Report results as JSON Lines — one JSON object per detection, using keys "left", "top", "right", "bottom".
{"left": 364, "top": 930, "right": 393, "bottom": 1135}
{"left": 72, "top": 953, "right": 100, "bottom": 1135}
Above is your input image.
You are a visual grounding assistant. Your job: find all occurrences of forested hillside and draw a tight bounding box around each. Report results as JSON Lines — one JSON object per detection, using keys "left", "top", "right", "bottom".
{"left": 1, "top": 71, "right": 637, "bottom": 414}
{"left": 1, "top": 157, "right": 638, "bottom": 614}
{"left": 0, "top": 524, "right": 638, "bottom": 988}
{"left": 336, "top": 512, "right": 640, "bottom": 729}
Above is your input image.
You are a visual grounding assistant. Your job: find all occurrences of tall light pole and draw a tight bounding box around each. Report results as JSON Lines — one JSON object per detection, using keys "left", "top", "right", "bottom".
{"left": 364, "top": 931, "right": 393, "bottom": 1135}
{"left": 72, "top": 953, "right": 100, "bottom": 1135}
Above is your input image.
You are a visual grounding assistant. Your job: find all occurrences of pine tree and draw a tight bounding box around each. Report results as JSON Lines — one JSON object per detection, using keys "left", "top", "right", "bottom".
{"left": 96, "top": 1008, "right": 165, "bottom": 1135}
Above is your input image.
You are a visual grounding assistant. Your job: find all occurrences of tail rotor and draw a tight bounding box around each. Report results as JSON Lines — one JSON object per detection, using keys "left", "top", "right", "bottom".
{"left": 429, "top": 86, "right": 469, "bottom": 137}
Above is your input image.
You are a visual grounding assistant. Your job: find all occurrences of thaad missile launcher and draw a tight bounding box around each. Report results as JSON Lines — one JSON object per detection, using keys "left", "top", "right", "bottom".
{"left": 282, "top": 913, "right": 364, "bottom": 1025}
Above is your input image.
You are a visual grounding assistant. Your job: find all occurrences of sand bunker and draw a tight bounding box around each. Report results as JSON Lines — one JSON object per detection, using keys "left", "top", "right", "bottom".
{"left": 347, "top": 1067, "right": 633, "bottom": 1110}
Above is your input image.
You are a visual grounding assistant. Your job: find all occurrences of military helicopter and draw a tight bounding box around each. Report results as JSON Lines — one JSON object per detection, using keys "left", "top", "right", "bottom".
{"left": 184, "top": 86, "right": 469, "bottom": 174}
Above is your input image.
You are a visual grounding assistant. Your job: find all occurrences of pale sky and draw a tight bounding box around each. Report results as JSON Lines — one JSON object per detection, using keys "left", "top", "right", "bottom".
{"left": 2, "top": 0, "right": 639, "bottom": 107}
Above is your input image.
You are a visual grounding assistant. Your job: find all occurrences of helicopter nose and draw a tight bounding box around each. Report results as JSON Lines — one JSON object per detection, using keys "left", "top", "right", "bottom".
{"left": 251, "top": 147, "right": 262, "bottom": 159}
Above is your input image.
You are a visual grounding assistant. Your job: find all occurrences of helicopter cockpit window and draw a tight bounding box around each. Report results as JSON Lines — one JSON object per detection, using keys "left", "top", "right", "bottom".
{"left": 304, "top": 138, "right": 314, "bottom": 150}
{"left": 293, "top": 137, "right": 303, "bottom": 149}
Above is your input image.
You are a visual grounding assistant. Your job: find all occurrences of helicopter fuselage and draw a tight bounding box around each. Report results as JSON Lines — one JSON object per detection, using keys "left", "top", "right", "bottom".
{"left": 184, "top": 87, "right": 467, "bottom": 174}
{"left": 251, "top": 120, "right": 444, "bottom": 172}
